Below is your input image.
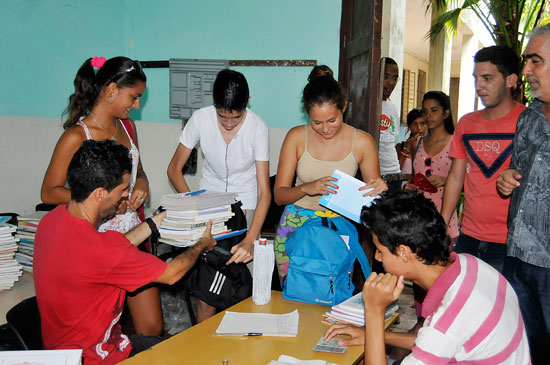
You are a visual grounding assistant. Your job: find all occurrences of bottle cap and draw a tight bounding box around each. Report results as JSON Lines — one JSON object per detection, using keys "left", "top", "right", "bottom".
{"left": 259, "top": 238, "right": 267, "bottom": 245}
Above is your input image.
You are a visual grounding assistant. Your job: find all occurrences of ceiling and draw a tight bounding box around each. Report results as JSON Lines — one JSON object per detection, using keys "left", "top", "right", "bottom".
{"left": 404, "top": 0, "right": 463, "bottom": 63}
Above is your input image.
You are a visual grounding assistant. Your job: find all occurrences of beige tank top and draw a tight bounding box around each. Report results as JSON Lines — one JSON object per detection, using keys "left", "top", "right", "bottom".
{"left": 294, "top": 125, "right": 359, "bottom": 211}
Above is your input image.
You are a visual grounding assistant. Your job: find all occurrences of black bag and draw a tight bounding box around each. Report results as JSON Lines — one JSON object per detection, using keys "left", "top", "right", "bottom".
{"left": 183, "top": 202, "right": 252, "bottom": 310}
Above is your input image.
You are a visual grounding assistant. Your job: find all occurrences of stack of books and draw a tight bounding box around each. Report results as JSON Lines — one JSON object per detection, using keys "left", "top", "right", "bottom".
{"left": 0, "top": 216, "right": 22, "bottom": 290}
{"left": 323, "top": 292, "right": 399, "bottom": 327}
{"left": 14, "top": 211, "right": 47, "bottom": 273}
{"left": 159, "top": 191, "right": 241, "bottom": 247}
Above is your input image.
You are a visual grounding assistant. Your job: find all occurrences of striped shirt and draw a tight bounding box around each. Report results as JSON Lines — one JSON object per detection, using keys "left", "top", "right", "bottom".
{"left": 402, "top": 253, "right": 530, "bottom": 364}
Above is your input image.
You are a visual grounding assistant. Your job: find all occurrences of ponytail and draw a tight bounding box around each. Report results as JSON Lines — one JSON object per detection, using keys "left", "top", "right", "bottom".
{"left": 63, "top": 58, "right": 97, "bottom": 129}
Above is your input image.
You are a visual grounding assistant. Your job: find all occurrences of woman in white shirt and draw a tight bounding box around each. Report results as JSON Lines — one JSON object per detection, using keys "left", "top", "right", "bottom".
{"left": 167, "top": 69, "right": 271, "bottom": 321}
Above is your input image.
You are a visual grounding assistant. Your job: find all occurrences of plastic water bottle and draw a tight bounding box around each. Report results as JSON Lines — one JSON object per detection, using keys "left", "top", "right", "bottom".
{"left": 252, "top": 238, "right": 274, "bottom": 305}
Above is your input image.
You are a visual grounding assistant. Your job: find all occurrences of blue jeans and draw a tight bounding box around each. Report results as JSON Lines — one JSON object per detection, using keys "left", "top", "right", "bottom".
{"left": 502, "top": 256, "right": 550, "bottom": 342}
{"left": 453, "top": 233, "right": 506, "bottom": 272}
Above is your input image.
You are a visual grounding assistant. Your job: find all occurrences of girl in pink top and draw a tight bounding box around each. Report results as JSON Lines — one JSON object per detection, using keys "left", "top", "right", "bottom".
{"left": 407, "top": 91, "right": 459, "bottom": 239}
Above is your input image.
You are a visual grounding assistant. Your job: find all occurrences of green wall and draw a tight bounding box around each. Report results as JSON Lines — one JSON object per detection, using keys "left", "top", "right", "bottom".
{"left": 0, "top": 0, "right": 341, "bottom": 128}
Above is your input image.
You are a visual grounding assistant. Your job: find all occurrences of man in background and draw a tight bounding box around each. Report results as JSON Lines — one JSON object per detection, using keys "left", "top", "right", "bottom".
{"left": 379, "top": 57, "right": 404, "bottom": 190}
{"left": 441, "top": 45, "right": 524, "bottom": 272}
{"left": 497, "top": 24, "right": 550, "bottom": 360}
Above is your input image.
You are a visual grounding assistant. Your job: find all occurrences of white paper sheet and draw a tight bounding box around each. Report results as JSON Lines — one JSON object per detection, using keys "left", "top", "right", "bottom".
{"left": 215, "top": 310, "right": 299, "bottom": 337}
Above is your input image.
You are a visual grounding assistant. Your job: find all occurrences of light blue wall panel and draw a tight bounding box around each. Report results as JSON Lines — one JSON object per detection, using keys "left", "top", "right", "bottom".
{"left": 0, "top": 0, "right": 341, "bottom": 128}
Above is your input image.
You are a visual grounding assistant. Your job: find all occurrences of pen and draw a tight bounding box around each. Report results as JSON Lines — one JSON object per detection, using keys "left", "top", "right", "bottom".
{"left": 214, "top": 332, "right": 263, "bottom": 336}
{"left": 184, "top": 189, "right": 207, "bottom": 196}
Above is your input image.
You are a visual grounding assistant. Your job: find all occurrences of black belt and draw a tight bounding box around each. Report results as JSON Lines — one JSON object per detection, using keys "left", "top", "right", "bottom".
{"left": 382, "top": 173, "right": 408, "bottom": 183}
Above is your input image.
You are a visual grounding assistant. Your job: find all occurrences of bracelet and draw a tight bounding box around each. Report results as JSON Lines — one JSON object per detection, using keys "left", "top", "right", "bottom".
{"left": 400, "top": 150, "right": 410, "bottom": 157}
{"left": 145, "top": 217, "right": 159, "bottom": 238}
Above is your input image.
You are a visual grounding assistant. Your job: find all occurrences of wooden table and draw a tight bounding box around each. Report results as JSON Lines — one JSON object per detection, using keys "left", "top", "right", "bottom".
{"left": 121, "top": 291, "right": 398, "bottom": 365}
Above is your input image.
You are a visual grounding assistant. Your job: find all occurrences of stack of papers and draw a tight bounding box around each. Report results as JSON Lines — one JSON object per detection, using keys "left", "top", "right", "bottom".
{"left": 215, "top": 310, "right": 299, "bottom": 337}
{"left": 14, "top": 211, "right": 47, "bottom": 273}
{"left": 0, "top": 216, "right": 22, "bottom": 290}
{"left": 319, "top": 169, "right": 380, "bottom": 223}
{"left": 159, "top": 191, "right": 238, "bottom": 247}
{"left": 323, "top": 292, "right": 398, "bottom": 327}
{"left": 0, "top": 349, "right": 82, "bottom": 364}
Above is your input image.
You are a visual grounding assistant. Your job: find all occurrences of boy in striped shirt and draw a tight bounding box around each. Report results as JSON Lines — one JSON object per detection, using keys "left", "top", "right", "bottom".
{"left": 325, "top": 191, "right": 530, "bottom": 364}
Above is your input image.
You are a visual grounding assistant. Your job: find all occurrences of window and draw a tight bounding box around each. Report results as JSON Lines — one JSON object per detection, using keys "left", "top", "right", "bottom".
{"left": 401, "top": 69, "right": 416, "bottom": 124}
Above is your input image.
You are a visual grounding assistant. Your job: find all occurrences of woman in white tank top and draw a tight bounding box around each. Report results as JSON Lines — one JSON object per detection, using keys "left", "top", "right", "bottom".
{"left": 273, "top": 72, "right": 387, "bottom": 285}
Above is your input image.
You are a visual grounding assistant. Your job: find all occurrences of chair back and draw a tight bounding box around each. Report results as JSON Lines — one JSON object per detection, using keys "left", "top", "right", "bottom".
{"left": 6, "top": 296, "right": 43, "bottom": 350}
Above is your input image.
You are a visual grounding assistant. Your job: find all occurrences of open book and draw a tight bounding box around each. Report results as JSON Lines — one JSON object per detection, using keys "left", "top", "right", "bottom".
{"left": 319, "top": 169, "right": 380, "bottom": 223}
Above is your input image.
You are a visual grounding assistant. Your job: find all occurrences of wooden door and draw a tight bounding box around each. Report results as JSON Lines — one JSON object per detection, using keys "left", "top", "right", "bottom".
{"left": 338, "top": 0, "right": 382, "bottom": 140}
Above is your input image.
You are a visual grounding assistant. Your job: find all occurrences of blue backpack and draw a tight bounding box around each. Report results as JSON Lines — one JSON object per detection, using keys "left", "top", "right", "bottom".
{"left": 282, "top": 216, "right": 372, "bottom": 305}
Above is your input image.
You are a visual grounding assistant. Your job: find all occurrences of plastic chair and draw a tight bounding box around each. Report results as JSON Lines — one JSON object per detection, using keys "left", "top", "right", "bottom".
{"left": 6, "top": 296, "right": 43, "bottom": 350}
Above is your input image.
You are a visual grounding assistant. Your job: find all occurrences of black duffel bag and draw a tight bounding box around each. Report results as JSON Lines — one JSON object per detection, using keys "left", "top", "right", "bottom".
{"left": 183, "top": 202, "right": 252, "bottom": 310}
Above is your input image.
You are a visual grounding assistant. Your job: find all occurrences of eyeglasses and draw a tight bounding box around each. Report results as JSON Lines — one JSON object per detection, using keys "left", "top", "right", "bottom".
{"left": 425, "top": 157, "right": 432, "bottom": 177}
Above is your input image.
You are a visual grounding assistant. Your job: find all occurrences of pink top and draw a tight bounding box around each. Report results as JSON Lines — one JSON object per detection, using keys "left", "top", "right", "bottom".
{"left": 414, "top": 137, "right": 459, "bottom": 238}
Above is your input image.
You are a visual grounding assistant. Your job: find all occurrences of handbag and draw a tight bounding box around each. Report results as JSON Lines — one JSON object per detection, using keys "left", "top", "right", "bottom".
{"left": 183, "top": 202, "right": 252, "bottom": 309}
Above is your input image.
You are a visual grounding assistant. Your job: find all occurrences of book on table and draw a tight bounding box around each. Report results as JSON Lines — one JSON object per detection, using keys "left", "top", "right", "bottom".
{"left": 318, "top": 169, "right": 380, "bottom": 223}
{"left": 323, "top": 292, "right": 399, "bottom": 327}
{"left": 160, "top": 191, "right": 236, "bottom": 211}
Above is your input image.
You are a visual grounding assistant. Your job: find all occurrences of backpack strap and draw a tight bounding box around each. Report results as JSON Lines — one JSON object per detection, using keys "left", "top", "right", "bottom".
{"left": 330, "top": 217, "right": 372, "bottom": 279}
{"left": 349, "top": 235, "right": 372, "bottom": 279}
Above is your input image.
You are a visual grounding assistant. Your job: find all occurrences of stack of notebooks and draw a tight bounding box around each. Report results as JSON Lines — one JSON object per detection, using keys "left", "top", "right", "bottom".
{"left": 0, "top": 216, "right": 22, "bottom": 290}
{"left": 323, "top": 292, "right": 399, "bottom": 327}
{"left": 14, "top": 211, "right": 47, "bottom": 273}
{"left": 159, "top": 191, "right": 243, "bottom": 247}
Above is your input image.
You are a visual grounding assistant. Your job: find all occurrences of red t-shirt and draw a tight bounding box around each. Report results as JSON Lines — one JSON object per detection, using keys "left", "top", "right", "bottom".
{"left": 450, "top": 103, "right": 525, "bottom": 243}
{"left": 34, "top": 206, "right": 167, "bottom": 364}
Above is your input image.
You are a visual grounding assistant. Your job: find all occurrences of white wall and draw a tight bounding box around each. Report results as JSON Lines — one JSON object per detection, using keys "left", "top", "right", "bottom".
{"left": 0, "top": 117, "right": 290, "bottom": 215}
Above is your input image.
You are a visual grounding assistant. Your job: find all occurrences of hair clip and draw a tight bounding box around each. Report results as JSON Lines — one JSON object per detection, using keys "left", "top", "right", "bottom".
{"left": 91, "top": 56, "right": 106, "bottom": 70}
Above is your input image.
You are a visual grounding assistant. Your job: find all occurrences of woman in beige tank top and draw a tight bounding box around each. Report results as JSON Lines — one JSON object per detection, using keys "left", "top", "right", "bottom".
{"left": 273, "top": 73, "right": 387, "bottom": 284}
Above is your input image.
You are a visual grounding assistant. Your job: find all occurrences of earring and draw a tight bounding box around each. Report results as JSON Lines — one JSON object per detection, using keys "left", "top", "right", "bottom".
{"left": 107, "top": 95, "right": 115, "bottom": 104}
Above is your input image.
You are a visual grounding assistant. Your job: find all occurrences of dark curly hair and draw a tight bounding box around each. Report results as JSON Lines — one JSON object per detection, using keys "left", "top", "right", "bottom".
{"left": 361, "top": 190, "right": 451, "bottom": 266}
{"left": 67, "top": 140, "right": 132, "bottom": 202}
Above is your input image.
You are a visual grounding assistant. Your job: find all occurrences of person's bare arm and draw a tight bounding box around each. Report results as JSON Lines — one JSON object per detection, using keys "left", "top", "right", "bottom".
{"left": 384, "top": 331, "right": 417, "bottom": 351}
{"left": 41, "top": 128, "right": 86, "bottom": 204}
{"left": 125, "top": 211, "right": 166, "bottom": 246}
{"left": 167, "top": 143, "right": 193, "bottom": 193}
{"left": 324, "top": 325, "right": 417, "bottom": 350}
{"left": 154, "top": 221, "right": 217, "bottom": 285}
{"left": 356, "top": 131, "right": 388, "bottom": 196}
{"left": 441, "top": 158, "right": 466, "bottom": 225}
{"left": 363, "top": 273, "right": 404, "bottom": 365}
{"left": 126, "top": 119, "right": 149, "bottom": 211}
{"left": 227, "top": 160, "right": 271, "bottom": 264}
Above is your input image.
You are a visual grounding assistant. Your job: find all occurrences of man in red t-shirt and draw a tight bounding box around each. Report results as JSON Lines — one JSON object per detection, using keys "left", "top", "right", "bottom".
{"left": 441, "top": 46, "right": 525, "bottom": 272}
{"left": 34, "top": 140, "right": 216, "bottom": 364}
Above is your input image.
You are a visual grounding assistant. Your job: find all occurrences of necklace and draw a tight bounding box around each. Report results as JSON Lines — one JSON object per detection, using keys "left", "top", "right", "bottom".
{"left": 89, "top": 112, "right": 118, "bottom": 141}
